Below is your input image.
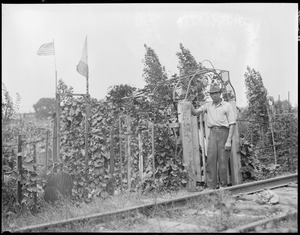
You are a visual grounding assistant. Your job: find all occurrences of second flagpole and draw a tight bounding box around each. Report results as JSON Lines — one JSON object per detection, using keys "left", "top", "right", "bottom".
{"left": 53, "top": 38, "right": 61, "bottom": 167}
{"left": 85, "top": 36, "right": 90, "bottom": 197}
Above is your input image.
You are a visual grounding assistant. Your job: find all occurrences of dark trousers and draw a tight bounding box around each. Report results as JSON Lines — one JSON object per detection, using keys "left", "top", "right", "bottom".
{"left": 206, "top": 126, "right": 230, "bottom": 189}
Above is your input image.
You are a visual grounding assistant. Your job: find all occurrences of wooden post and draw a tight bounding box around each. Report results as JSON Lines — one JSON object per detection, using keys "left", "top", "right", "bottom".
{"left": 109, "top": 127, "right": 115, "bottom": 195}
{"left": 191, "top": 116, "right": 201, "bottom": 182}
{"left": 17, "top": 135, "right": 23, "bottom": 204}
{"left": 266, "top": 104, "right": 277, "bottom": 165}
{"left": 199, "top": 114, "right": 206, "bottom": 183}
{"left": 33, "top": 143, "right": 37, "bottom": 211}
{"left": 45, "top": 130, "right": 49, "bottom": 178}
{"left": 84, "top": 94, "right": 90, "bottom": 197}
{"left": 138, "top": 133, "right": 143, "bottom": 185}
{"left": 56, "top": 93, "right": 61, "bottom": 163}
{"left": 85, "top": 96, "right": 90, "bottom": 184}
{"left": 229, "top": 101, "right": 242, "bottom": 185}
{"left": 126, "top": 116, "right": 131, "bottom": 190}
{"left": 151, "top": 123, "right": 155, "bottom": 184}
{"left": 119, "top": 116, "right": 123, "bottom": 192}
{"left": 52, "top": 113, "right": 57, "bottom": 163}
{"left": 178, "top": 101, "right": 196, "bottom": 191}
{"left": 203, "top": 113, "right": 209, "bottom": 156}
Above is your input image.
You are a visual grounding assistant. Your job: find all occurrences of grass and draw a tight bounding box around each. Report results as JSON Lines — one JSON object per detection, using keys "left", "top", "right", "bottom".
{"left": 2, "top": 187, "right": 194, "bottom": 232}
{"left": 4, "top": 187, "right": 292, "bottom": 233}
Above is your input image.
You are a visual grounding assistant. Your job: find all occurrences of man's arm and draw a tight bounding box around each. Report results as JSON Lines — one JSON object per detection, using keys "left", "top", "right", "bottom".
{"left": 225, "top": 124, "right": 235, "bottom": 151}
{"left": 191, "top": 104, "right": 205, "bottom": 116}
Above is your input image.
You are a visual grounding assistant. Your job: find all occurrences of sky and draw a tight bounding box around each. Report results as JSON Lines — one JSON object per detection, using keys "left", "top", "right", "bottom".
{"left": 2, "top": 3, "right": 298, "bottom": 113}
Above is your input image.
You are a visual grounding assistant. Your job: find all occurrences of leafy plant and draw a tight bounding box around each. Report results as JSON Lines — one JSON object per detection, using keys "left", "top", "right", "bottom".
{"left": 2, "top": 82, "right": 21, "bottom": 123}
{"left": 33, "top": 97, "right": 56, "bottom": 120}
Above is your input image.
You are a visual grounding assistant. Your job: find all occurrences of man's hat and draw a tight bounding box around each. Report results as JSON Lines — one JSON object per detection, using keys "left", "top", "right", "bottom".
{"left": 208, "top": 83, "right": 222, "bottom": 93}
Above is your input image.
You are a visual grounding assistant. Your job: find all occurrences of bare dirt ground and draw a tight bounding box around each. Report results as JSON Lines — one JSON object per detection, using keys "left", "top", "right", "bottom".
{"left": 92, "top": 185, "right": 297, "bottom": 233}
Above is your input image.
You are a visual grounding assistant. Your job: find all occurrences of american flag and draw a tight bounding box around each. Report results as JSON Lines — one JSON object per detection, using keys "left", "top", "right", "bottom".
{"left": 37, "top": 42, "right": 55, "bottom": 56}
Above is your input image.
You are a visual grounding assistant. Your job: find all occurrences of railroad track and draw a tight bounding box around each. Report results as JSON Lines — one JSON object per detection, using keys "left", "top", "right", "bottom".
{"left": 14, "top": 173, "right": 298, "bottom": 232}
{"left": 223, "top": 210, "right": 297, "bottom": 233}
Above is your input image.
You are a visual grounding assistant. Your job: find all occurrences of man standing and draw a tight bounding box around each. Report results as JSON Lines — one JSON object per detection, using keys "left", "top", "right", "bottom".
{"left": 191, "top": 83, "right": 236, "bottom": 189}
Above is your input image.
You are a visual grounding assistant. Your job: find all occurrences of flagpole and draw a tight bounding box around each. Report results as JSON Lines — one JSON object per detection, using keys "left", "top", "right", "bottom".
{"left": 85, "top": 35, "right": 90, "bottom": 190}
{"left": 86, "top": 35, "right": 89, "bottom": 96}
{"left": 53, "top": 38, "right": 58, "bottom": 95}
{"left": 53, "top": 38, "right": 61, "bottom": 166}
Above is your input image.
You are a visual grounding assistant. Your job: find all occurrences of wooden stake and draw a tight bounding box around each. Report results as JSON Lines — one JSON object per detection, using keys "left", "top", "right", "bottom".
{"left": 56, "top": 93, "right": 61, "bottom": 164}
{"left": 138, "top": 133, "right": 143, "bottom": 185}
{"left": 85, "top": 96, "right": 90, "bottom": 182}
{"left": 151, "top": 122, "right": 155, "bottom": 184}
{"left": 33, "top": 143, "right": 37, "bottom": 211}
{"left": 266, "top": 103, "right": 277, "bottom": 164}
{"left": 119, "top": 116, "right": 123, "bottom": 192}
{"left": 109, "top": 127, "right": 115, "bottom": 195}
{"left": 17, "top": 135, "right": 23, "bottom": 204}
{"left": 199, "top": 113, "right": 206, "bottom": 183}
{"left": 126, "top": 116, "right": 131, "bottom": 190}
{"left": 45, "top": 130, "right": 49, "bottom": 178}
{"left": 52, "top": 113, "right": 57, "bottom": 164}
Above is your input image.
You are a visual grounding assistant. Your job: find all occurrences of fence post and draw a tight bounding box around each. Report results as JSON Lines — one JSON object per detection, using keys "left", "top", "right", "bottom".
{"left": 16, "top": 135, "right": 23, "bottom": 204}
{"left": 85, "top": 97, "right": 90, "bottom": 180}
{"left": 109, "top": 127, "right": 115, "bottom": 195}
{"left": 126, "top": 116, "right": 131, "bottom": 191}
{"left": 138, "top": 133, "right": 143, "bottom": 185}
{"left": 199, "top": 113, "right": 206, "bottom": 183}
{"left": 56, "top": 93, "right": 61, "bottom": 164}
{"left": 119, "top": 116, "right": 123, "bottom": 192}
{"left": 52, "top": 113, "right": 57, "bottom": 164}
{"left": 45, "top": 130, "right": 49, "bottom": 178}
{"left": 266, "top": 104, "right": 277, "bottom": 164}
{"left": 33, "top": 143, "right": 37, "bottom": 211}
{"left": 151, "top": 123, "right": 155, "bottom": 184}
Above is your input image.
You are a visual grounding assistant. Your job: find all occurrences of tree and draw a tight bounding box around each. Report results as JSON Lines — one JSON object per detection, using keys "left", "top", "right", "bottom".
{"left": 2, "top": 83, "right": 20, "bottom": 123}
{"left": 244, "top": 66, "right": 269, "bottom": 133}
{"left": 106, "top": 84, "right": 136, "bottom": 115}
{"left": 33, "top": 97, "right": 56, "bottom": 119}
{"left": 141, "top": 44, "right": 174, "bottom": 114}
{"left": 176, "top": 43, "right": 199, "bottom": 75}
{"left": 142, "top": 44, "right": 168, "bottom": 91}
{"left": 175, "top": 43, "right": 206, "bottom": 102}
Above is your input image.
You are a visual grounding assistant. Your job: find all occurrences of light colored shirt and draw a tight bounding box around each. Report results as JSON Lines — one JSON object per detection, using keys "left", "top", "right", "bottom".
{"left": 197, "top": 100, "right": 236, "bottom": 128}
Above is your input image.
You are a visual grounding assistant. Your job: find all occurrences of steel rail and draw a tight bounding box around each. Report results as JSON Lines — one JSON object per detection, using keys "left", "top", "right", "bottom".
{"left": 14, "top": 173, "right": 297, "bottom": 232}
{"left": 223, "top": 210, "right": 297, "bottom": 233}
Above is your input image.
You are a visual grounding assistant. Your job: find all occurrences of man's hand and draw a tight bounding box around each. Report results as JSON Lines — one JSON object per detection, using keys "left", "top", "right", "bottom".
{"left": 225, "top": 140, "right": 232, "bottom": 151}
{"left": 191, "top": 106, "right": 197, "bottom": 116}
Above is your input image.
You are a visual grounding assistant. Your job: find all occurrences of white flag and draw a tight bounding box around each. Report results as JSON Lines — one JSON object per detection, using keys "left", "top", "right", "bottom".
{"left": 37, "top": 42, "right": 55, "bottom": 56}
{"left": 76, "top": 36, "right": 88, "bottom": 78}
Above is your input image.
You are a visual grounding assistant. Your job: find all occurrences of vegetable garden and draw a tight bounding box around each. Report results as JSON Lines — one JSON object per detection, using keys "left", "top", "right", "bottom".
{"left": 2, "top": 45, "right": 298, "bottom": 221}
